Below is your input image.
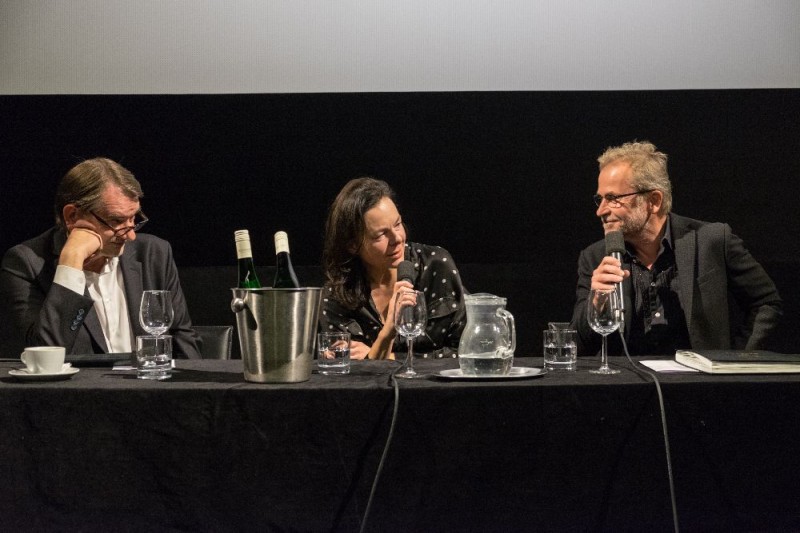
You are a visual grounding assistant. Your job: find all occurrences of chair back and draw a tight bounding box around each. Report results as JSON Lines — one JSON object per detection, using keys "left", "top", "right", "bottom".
{"left": 193, "top": 325, "right": 234, "bottom": 360}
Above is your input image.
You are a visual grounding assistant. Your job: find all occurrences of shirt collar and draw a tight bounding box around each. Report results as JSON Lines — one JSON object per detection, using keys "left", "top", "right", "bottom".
{"left": 85, "top": 256, "right": 119, "bottom": 279}
{"left": 659, "top": 217, "right": 674, "bottom": 255}
{"left": 623, "top": 217, "right": 674, "bottom": 261}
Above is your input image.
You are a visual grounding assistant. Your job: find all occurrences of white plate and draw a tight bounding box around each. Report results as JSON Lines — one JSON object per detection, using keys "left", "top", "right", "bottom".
{"left": 436, "top": 367, "right": 546, "bottom": 380}
{"left": 8, "top": 366, "right": 80, "bottom": 381}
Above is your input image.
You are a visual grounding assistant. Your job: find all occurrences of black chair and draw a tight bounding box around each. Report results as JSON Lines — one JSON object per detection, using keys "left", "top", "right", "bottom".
{"left": 193, "top": 325, "right": 234, "bottom": 360}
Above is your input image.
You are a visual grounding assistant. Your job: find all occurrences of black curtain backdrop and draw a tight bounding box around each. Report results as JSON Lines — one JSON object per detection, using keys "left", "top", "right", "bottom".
{"left": 1, "top": 90, "right": 798, "bottom": 353}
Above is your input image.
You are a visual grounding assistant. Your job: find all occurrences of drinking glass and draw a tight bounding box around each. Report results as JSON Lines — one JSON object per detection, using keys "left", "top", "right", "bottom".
{"left": 394, "top": 289, "right": 427, "bottom": 379}
{"left": 136, "top": 334, "right": 173, "bottom": 380}
{"left": 317, "top": 331, "right": 351, "bottom": 375}
{"left": 587, "top": 288, "right": 621, "bottom": 375}
{"left": 139, "top": 290, "right": 174, "bottom": 337}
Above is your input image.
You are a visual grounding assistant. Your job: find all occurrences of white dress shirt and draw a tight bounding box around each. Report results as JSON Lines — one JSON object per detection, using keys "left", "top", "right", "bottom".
{"left": 54, "top": 258, "right": 134, "bottom": 352}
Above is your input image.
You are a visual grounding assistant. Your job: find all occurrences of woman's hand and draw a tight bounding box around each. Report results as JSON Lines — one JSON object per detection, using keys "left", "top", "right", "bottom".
{"left": 349, "top": 340, "right": 371, "bottom": 360}
{"left": 367, "top": 279, "right": 414, "bottom": 360}
{"left": 382, "top": 280, "right": 414, "bottom": 332}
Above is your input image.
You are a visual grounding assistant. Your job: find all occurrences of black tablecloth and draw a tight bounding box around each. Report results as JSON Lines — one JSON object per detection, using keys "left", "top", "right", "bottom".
{"left": 1, "top": 356, "right": 799, "bottom": 532}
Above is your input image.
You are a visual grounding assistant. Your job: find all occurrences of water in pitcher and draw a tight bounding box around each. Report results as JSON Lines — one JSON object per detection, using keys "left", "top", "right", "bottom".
{"left": 459, "top": 351, "right": 513, "bottom": 375}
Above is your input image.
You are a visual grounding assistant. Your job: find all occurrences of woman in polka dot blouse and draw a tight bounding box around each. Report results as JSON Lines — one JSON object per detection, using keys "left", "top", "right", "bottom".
{"left": 321, "top": 177, "right": 467, "bottom": 360}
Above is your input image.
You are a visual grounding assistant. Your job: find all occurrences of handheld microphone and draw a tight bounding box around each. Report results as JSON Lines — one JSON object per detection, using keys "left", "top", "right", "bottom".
{"left": 397, "top": 261, "right": 416, "bottom": 286}
{"left": 604, "top": 230, "right": 626, "bottom": 329}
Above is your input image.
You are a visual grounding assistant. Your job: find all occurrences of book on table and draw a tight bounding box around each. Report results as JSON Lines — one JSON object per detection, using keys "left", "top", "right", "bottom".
{"left": 675, "top": 349, "right": 800, "bottom": 374}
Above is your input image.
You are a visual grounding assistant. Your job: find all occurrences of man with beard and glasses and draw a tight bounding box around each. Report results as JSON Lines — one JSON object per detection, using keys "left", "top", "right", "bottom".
{"left": 0, "top": 158, "right": 200, "bottom": 358}
{"left": 570, "top": 141, "right": 782, "bottom": 356}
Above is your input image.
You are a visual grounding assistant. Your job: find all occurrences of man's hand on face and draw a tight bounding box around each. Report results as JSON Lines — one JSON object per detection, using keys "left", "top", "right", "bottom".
{"left": 60, "top": 220, "right": 104, "bottom": 270}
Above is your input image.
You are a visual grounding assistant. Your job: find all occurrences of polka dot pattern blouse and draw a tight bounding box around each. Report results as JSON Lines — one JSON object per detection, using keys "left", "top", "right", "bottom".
{"left": 320, "top": 242, "right": 467, "bottom": 358}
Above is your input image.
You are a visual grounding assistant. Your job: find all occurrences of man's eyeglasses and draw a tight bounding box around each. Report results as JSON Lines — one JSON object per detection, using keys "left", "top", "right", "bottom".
{"left": 593, "top": 190, "right": 654, "bottom": 208}
{"left": 90, "top": 210, "right": 149, "bottom": 237}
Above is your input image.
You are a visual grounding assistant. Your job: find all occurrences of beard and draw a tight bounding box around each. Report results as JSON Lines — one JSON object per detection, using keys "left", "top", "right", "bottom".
{"left": 602, "top": 198, "right": 651, "bottom": 238}
{"left": 619, "top": 210, "right": 650, "bottom": 236}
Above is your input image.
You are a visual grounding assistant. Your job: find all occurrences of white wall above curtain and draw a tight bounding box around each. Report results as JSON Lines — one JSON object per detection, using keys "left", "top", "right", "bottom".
{"left": 1, "top": 0, "right": 799, "bottom": 94}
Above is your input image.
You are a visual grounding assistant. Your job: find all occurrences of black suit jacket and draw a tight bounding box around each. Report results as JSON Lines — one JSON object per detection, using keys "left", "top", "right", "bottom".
{"left": 570, "top": 214, "right": 782, "bottom": 355}
{"left": 1, "top": 227, "right": 200, "bottom": 358}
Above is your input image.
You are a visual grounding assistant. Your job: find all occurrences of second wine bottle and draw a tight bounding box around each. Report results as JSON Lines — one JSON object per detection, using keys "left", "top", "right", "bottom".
{"left": 273, "top": 231, "right": 300, "bottom": 288}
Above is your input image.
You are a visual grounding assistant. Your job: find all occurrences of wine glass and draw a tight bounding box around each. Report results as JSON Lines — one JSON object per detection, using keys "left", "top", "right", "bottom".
{"left": 586, "top": 288, "right": 621, "bottom": 375}
{"left": 139, "top": 290, "right": 174, "bottom": 337}
{"left": 393, "top": 289, "right": 427, "bottom": 379}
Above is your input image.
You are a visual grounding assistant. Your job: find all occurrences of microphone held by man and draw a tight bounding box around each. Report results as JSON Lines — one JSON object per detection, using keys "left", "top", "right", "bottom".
{"left": 604, "top": 230, "right": 627, "bottom": 331}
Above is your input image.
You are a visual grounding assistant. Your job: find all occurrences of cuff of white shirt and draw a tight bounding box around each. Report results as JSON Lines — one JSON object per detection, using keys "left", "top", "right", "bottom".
{"left": 54, "top": 264, "right": 86, "bottom": 296}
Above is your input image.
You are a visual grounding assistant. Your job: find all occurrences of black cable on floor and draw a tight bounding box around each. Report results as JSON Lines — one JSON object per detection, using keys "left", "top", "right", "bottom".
{"left": 359, "top": 364, "right": 402, "bottom": 533}
{"left": 618, "top": 327, "right": 680, "bottom": 533}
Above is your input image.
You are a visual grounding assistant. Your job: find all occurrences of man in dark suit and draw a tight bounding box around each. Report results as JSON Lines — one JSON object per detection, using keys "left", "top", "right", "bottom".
{"left": 571, "top": 141, "right": 782, "bottom": 356}
{"left": 1, "top": 158, "right": 200, "bottom": 358}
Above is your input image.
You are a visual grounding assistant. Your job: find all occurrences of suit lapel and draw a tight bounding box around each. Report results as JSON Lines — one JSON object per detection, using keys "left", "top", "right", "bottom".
{"left": 120, "top": 242, "right": 144, "bottom": 338}
{"left": 671, "top": 215, "right": 697, "bottom": 334}
{"left": 81, "top": 305, "right": 109, "bottom": 352}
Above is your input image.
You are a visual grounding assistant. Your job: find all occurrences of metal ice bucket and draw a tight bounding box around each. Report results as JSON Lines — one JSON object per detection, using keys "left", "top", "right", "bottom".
{"left": 230, "top": 287, "right": 322, "bottom": 383}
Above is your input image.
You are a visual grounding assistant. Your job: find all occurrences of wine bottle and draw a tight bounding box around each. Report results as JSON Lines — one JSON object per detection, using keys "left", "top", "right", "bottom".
{"left": 234, "top": 230, "right": 261, "bottom": 288}
{"left": 273, "top": 231, "right": 300, "bottom": 288}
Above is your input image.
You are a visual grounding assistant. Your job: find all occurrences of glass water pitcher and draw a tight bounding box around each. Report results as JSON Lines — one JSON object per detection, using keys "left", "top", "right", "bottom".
{"left": 457, "top": 293, "right": 516, "bottom": 375}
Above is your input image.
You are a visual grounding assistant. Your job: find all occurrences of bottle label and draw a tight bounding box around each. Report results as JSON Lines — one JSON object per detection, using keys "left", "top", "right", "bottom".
{"left": 235, "top": 241, "right": 253, "bottom": 259}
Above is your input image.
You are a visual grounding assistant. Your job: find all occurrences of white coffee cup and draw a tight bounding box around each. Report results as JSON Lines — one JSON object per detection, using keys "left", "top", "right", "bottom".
{"left": 21, "top": 346, "right": 66, "bottom": 374}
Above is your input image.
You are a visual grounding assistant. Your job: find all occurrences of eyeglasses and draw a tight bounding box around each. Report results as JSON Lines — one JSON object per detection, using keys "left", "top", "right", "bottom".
{"left": 90, "top": 210, "right": 149, "bottom": 237}
{"left": 593, "top": 190, "right": 654, "bottom": 207}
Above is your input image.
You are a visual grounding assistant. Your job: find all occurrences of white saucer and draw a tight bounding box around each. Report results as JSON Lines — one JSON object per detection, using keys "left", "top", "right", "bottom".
{"left": 436, "top": 367, "right": 546, "bottom": 380}
{"left": 9, "top": 364, "right": 80, "bottom": 381}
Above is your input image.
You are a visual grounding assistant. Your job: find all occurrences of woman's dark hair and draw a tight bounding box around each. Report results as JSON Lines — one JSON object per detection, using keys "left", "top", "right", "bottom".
{"left": 323, "top": 177, "right": 397, "bottom": 310}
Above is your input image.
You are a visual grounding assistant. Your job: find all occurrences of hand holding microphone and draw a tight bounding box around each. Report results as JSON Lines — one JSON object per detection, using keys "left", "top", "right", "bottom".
{"left": 590, "top": 232, "right": 629, "bottom": 292}
{"left": 603, "top": 231, "right": 627, "bottom": 328}
{"left": 362, "top": 261, "right": 418, "bottom": 361}
{"left": 384, "top": 261, "right": 416, "bottom": 334}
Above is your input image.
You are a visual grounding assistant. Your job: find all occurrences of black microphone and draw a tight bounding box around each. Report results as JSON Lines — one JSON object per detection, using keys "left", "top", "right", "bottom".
{"left": 397, "top": 260, "right": 415, "bottom": 285}
{"left": 604, "top": 230, "right": 626, "bottom": 328}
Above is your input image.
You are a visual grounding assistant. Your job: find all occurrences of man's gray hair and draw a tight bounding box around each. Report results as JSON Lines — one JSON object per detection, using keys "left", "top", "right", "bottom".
{"left": 598, "top": 141, "right": 672, "bottom": 214}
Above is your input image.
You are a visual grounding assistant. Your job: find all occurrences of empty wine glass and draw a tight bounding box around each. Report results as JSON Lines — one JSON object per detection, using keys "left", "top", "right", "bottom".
{"left": 587, "top": 288, "right": 621, "bottom": 375}
{"left": 394, "top": 289, "right": 427, "bottom": 379}
{"left": 139, "top": 290, "right": 174, "bottom": 337}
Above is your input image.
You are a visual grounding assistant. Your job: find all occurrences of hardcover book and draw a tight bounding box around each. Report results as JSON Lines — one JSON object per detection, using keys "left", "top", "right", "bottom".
{"left": 675, "top": 350, "right": 800, "bottom": 374}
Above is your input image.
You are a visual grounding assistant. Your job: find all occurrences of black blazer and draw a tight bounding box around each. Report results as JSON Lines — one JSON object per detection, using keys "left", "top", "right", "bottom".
{"left": 1, "top": 227, "right": 200, "bottom": 358}
{"left": 570, "top": 214, "right": 782, "bottom": 355}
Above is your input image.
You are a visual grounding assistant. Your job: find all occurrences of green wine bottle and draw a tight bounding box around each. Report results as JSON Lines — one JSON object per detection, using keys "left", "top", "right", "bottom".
{"left": 234, "top": 230, "right": 261, "bottom": 288}
{"left": 273, "top": 231, "right": 300, "bottom": 288}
